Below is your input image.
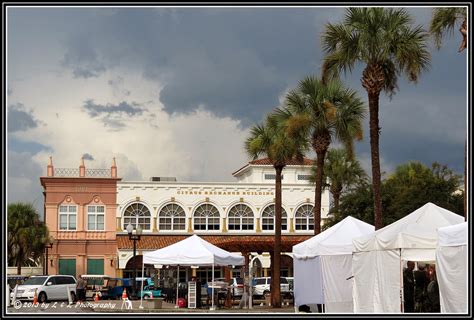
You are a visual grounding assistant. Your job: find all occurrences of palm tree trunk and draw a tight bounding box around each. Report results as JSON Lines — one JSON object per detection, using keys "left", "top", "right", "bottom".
{"left": 333, "top": 191, "right": 341, "bottom": 215}
{"left": 271, "top": 165, "right": 283, "bottom": 308}
{"left": 313, "top": 150, "right": 327, "bottom": 235}
{"left": 368, "top": 91, "right": 383, "bottom": 230}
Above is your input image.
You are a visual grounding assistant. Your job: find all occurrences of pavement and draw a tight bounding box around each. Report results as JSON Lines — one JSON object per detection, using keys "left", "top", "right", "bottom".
{"left": 7, "top": 298, "right": 298, "bottom": 314}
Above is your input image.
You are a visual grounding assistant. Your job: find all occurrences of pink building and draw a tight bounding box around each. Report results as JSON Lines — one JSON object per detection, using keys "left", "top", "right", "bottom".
{"left": 40, "top": 157, "right": 121, "bottom": 277}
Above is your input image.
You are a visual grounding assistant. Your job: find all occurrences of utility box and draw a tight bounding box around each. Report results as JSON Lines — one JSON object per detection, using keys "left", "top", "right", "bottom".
{"left": 146, "top": 297, "right": 163, "bottom": 309}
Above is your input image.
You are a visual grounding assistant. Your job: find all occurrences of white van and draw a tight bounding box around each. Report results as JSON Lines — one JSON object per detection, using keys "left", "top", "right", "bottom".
{"left": 11, "top": 275, "right": 77, "bottom": 303}
{"left": 252, "top": 277, "right": 290, "bottom": 297}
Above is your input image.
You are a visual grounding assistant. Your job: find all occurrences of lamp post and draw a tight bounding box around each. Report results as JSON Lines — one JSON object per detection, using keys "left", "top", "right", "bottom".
{"left": 126, "top": 223, "right": 142, "bottom": 298}
{"left": 44, "top": 238, "right": 54, "bottom": 275}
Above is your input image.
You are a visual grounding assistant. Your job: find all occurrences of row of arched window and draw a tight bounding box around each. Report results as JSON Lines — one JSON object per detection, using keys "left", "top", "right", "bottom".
{"left": 123, "top": 202, "right": 316, "bottom": 232}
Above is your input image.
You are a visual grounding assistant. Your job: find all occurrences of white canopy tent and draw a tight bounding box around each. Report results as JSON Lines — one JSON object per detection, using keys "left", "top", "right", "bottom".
{"left": 292, "top": 216, "right": 374, "bottom": 313}
{"left": 140, "top": 234, "right": 244, "bottom": 309}
{"left": 436, "top": 222, "right": 468, "bottom": 313}
{"left": 352, "top": 202, "right": 464, "bottom": 313}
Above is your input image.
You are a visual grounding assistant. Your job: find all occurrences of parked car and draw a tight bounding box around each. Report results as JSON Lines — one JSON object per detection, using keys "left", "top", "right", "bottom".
{"left": 285, "top": 277, "right": 294, "bottom": 293}
{"left": 81, "top": 274, "right": 111, "bottom": 300}
{"left": 100, "top": 278, "right": 133, "bottom": 300}
{"left": 10, "top": 275, "right": 77, "bottom": 303}
{"left": 252, "top": 277, "right": 290, "bottom": 298}
{"left": 212, "top": 277, "right": 245, "bottom": 297}
{"left": 136, "top": 277, "right": 162, "bottom": 299}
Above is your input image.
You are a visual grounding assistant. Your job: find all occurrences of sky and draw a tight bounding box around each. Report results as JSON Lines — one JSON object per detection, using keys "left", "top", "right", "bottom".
{"left": 6, "top": 6, "right": 468, "bottom": 216}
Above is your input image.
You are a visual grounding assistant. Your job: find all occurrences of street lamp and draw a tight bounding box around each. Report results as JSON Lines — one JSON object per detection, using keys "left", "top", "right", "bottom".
{"left": 44, "top": 238, "right": 54, "bottom": 275}
{"left": 126, "top": 223, "right": 142, "bottom": 298}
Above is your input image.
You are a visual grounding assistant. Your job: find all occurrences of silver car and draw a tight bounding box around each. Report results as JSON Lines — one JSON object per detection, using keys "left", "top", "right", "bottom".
{"left": 10, "top": 275, "right": 77, "bottom": 303}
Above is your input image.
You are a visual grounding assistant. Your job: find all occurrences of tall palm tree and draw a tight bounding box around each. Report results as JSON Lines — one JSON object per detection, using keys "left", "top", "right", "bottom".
{"left": 317, "top": 148, "right": 367, "bottom": 215}
{"left": 429, "top": 7, "right": 468, "bottom": 221}
{"left": 8, "top": 203, "right": 49, "bottom": 274}
{"left": 430, "top": 7, "right": 467, "bottom": 52}
{"left": 281, "top": 75, "right": 365, "bottom": 234}
{"left": 322, "top": 7, "right": 431, "bottom": 230}
{"left": 245, "top": 112, "right": 308, "bottom": 308}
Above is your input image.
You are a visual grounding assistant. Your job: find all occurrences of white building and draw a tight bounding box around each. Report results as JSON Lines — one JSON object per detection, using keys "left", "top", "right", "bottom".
{"left": 116, "top": 158, "right": 330, "bottom": 282}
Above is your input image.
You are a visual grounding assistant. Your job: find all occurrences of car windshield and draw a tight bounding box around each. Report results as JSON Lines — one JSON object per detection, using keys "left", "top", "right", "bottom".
{"left": 255, "top": 278, "right": 266, "bottom": 285}
{"left": 280, "top": 277, "right": 288, "bottom": 284}
{"left": 23, "top": 276, "right": 47, "bottom": 285}
{"left": 235, "top": 278, "right": 244, "bottom": 285}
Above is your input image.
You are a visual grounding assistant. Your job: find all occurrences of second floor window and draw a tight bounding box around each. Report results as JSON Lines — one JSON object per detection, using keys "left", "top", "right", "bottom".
{"left": 194, "top": 204, "right": 220, "bottom": 231}
{"left": 228, "top": 204, "right": 254, "bottom": 231}
{"left": 295, "top": 204, "right": 314, "bottom": 230}
{"left": 123, "top": 203, "right": 151, "bottom": 231}
{"left": 87, "top": 205, "right": 105, "bottom": 230}
{"left": 261, "top": 205, "right": 288, "bottom": 231}
{"left": 158, "top": 203, "right": 186, "bottom": 231}
{"left": 59, "top": 205, "right": 77, "bottom": 230}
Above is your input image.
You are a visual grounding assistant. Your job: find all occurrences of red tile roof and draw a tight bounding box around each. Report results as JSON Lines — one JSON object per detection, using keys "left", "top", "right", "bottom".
{"left": 117, "top": 234, "right": 312, "bottom": 253}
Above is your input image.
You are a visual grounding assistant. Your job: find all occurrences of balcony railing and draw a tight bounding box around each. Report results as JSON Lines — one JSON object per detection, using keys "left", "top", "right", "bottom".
{"left": 54, "top": 168, "right": 111, "bottom": 178}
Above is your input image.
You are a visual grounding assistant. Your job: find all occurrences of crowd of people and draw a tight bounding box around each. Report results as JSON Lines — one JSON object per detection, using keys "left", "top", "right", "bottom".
{"left": 403, "top": 261, "right": 440, "bottom": 313}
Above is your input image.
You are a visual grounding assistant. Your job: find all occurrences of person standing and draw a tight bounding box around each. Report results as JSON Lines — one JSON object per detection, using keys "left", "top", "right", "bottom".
{"left": 76, "top": 275, "right": 86, "bottom": 303}
{"left": 403, "top": 261, "right": 415, "bottom": 312}
{"left": 426, "top": 267, "right": 440, "bottom": 312}
{"left": 414, "top": 263, "right": 429, "bottom": 312}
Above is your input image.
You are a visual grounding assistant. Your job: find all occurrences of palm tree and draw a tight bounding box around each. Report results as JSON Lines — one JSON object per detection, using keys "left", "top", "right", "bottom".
{"left": 245, "top": 112, "right": 308, "bottom": 308}
{"left": 429, "top": 7, "right": 467, "bottom": 221}
{"left": 430, "top": 7, "right": 467, "bottom": 52}
{"left": 322, "top": 7, "right": 431, "bottom": 230}
{"left": 8, "top": 203, "right": 49, "bottom": 274}
{"left": 317, "top": 148, "right": 367, "bottom": 215}
{"left": 282, "top": 75, "right": 365, "bottom": 234}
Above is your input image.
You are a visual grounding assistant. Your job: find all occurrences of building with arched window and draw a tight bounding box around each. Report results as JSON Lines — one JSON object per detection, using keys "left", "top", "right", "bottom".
{"left": 41, "top": 157, "right": 330, "bottom": 282}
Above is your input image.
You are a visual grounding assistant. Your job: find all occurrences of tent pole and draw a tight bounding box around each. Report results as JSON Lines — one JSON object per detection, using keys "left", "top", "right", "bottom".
{"left": 139, "top": 262, "right": 145, "bottom": 309}
{"left": 175, "top": 265, "right": 179, "bottom": 308}
{"left": 400, "top": 249, "right": 404, "bottom": 313}
{"left": 211, "top": 263, "right": 215, "bottom": 311}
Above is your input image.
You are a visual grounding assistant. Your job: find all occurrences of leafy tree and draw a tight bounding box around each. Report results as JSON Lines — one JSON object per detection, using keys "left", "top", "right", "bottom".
{"left": 322, "top": 8, "right": 431, "bottom": 229}
{"left": 332, "top": 162, "right": 464, "bottom": 227}
{"left": 281, "top": 75, "right": 364, "bottom": 235}
{"left": 245, "top": 110, "right": 308, "bottom": 308}
{"left": 8, "top": 203, "right": 49, "bottom": 274}
{"left": 430, "top": 7, "right": 467, "bottom": 52}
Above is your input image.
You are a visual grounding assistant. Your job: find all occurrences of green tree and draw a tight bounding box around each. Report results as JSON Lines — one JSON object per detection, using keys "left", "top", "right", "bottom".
{"left": 430, "top": 7, "right": 467, "bottom": 52}
{"left": 318, "top": 148, "right": 367, "bottom": 215}
{"left": 8, "top": 203, "right": 49, "bottom": 275}
{"left": 333, "top": 162, "right": 463, "bottom": 227}
{"left": 245, "top": 110, "right": 308, "bottom": 308}
{"left": 282, "top": 76, "right": 364, "bottom": 235}
{"left": 322, "top": 7, "right": 431, "bottom": 230}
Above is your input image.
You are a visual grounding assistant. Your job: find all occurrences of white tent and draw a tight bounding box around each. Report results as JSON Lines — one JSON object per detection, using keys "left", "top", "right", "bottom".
{"left": 436, "top": 222, "right": 468, "bottom": 313}
{"left": 140, "top": 235, "right": 244, "bottom": 309}
{"left": 352, "top": 202, "right": 464, "bottom": 313}
{"left": 292, "top": 216, "right": 375, "bottom": 313}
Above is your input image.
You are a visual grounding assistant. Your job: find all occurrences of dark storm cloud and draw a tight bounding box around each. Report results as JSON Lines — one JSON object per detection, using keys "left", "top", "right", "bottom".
{"left": 61, "top": 33, "right": 107, "bottom": 78}
{"left": 82, "top": 153, "right": 95, "bottom": 161}
{"left": 108, "top": 76, "right": 131, "bottom": 97}
{"left": 82, "top": 99, "right": 147, "bottom": 129}
{"left": 57, "top": 8, "right": 344, "bottom": 126}
{"left": 8, "top": 103, "right": 41, "bottom": 133}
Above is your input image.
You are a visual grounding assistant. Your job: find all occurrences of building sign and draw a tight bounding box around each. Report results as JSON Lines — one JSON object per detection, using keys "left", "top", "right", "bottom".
{"left": 177, "top": 190, "right": 274, "bottom": 196}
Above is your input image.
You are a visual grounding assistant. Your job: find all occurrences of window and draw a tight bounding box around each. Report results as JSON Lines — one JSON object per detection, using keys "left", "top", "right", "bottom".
{"left": 297, "top": 175, "right": 311, "bottom": 181}
{"left": 264, "top": 174, "right": 284, "bottom": 180}
{"left": 87, "top": 259, "right": 104, "bottom": 275}
{"left": 158, "top": 204, "right": 186, "bottom": 231}
{"left": 59, "top": 205, "right": 77, "bottom": 230}
{"left": 228, "top": 204, "right": 254, "bottom": 230}
{"left": 58, "top": 259, "right": 76, "bottom": 277}
{"left": 261, "top": 205, "right": 288, "bottom": 231}
{"left": 123, "top": 203, "right": 151, "bottom": 231}
{"left": 194, "top": 204, "right": 220, "bottom": 231}
{"left": 87, "top": 205, "right": 105, "bottom": 230}
{"left": 295, "top": 204, "right": 314, "bottom": 230}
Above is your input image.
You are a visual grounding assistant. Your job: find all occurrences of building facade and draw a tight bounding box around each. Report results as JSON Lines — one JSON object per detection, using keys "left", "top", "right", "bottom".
{"left": 41, "top": 157, "right": 330, "bottom": 282}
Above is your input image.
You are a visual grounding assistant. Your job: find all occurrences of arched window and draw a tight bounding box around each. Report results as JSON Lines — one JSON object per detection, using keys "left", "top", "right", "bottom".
{"left": 295, "top": 204, "right": 314, "bottom": 230}
{"left": 228, "top": 204, "right": 254, "bottom": 231}
{"left": 194, "top": 204, "right": 220, "bottom": 231}
{"left": 261, "top": 205, "right": 288, "bottom": 231}
{"left": 158, "top": 203, "right": 186, "bottom": 231}
{"left": 123, "top": 203, "right": 151, "bottom": 231}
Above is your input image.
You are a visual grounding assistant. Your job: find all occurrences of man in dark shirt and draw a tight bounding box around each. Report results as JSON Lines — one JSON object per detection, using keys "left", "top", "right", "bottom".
{"left": 414, "top": 263, "right": 429, "bottom": 312}
{"left": 403, "top": 261, "right": 415, "bottom": 312}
